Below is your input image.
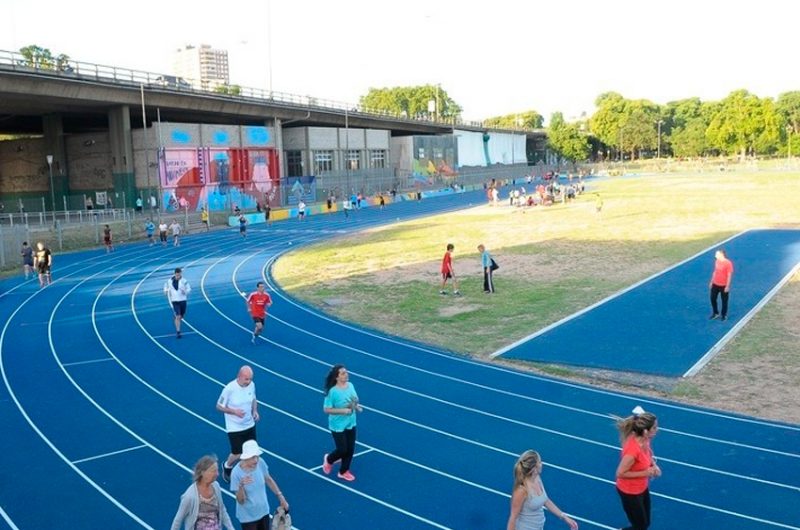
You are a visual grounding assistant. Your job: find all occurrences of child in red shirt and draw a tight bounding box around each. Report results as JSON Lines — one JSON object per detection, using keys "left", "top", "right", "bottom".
{"left": 246, "top": 281, "right": 273, "bottom": 343}
{"left": 440, "top": 243, "right": 460, "bottom": 296}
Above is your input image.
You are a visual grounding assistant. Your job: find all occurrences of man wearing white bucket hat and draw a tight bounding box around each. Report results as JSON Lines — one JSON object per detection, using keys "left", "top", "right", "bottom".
{"left": 231, "top": 440, "right": 290, "bottom": 530}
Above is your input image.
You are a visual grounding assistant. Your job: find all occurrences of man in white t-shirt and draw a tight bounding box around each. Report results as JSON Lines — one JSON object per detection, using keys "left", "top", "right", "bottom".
{"left": 297, "top": 200, "right": 306, "bottom": 221}
{"left": 163, "top": 267, "right": 191, "bottom": 338}
{"left": 217, "top": 365, "right": 259, "bottom": 483}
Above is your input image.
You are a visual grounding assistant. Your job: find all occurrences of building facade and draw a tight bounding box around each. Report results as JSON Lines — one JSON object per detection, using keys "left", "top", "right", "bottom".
{"left": 173, "top": 45, "right": 230, "bottom": 90}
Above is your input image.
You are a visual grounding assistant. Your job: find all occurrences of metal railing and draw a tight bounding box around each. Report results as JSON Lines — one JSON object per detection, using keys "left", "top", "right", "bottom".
{"left": 0, "top": 49, "right": 536, "bottom": 133}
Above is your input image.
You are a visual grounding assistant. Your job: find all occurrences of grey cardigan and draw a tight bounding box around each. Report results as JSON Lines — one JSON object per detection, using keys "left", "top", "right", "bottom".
{"left": 171, "top": 481, "right": 234, "bottom": 530}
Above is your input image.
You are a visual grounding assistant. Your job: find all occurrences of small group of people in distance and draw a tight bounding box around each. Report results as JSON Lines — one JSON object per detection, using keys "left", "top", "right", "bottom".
{"left": 507, "top": 406, "right": 660, "bottom": 530}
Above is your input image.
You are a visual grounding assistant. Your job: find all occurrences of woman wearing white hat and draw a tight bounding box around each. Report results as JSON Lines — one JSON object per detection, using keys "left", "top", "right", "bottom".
{"left": 230, "top": 440, "right": 289, "bottom": 530}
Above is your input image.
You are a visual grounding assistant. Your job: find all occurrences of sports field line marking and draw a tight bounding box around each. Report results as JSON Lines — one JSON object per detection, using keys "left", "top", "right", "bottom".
{"left": 262, "top": 242, "right": 800, "bottom": 436}
{"left": 0, "top": 263, "right": 157, "bottom": 529}
{"left": 179, "top": 306, "right": 800, "bottom": 530}
{"left": 72, "top": 444, "right": 148, "bottom": 464}
{"left": 62, "top": 357, "right": 113, "bottom": 367}
{"left": 684, "top": 261, "right": 800, "bottom": 377}
{"left": 83, "top": 242, "right": 307, "bottom": 530}
{"left": 307, "top": 448, "right": 375, "bottom": 472}
{"left": 254, "top": 257, "right": 800, "bottom": 464}
{"left": 122, "top": 263, "right": 446, "bottom": 529}
{"left": 488, "top": 229, "right": 749, "bottom": 359}
{"left": 193, "top": 256, "right": 800, "bottom": 522}
{"left": 0, "top": 505, "right": 20, "bottom": 530}
{"left": 152, "top": 331, "right": 197, "bottom": 339}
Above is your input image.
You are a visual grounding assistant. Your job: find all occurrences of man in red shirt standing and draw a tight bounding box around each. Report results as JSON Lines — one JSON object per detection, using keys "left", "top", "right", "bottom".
{"left": 440, "top": 243, "right": 461, "bottom": 296}
{"left": 709, "top": 248, "right": 734, "bottom": 321}
{"left": 246, "top": 282, "right": 273, "bottom": 343}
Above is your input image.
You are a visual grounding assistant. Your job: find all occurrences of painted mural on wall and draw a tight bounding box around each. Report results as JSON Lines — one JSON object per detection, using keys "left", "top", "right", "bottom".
{"left": 155, "top": 124, "right": 279, "bottom": 211}
{"left": 285, "top": 176, "right": 316, "bottom": 205}
{"left": 412, "top": 136, "right": 458, "bottom": 183}
{"left": 159, "top": 147, "right": 280, "bottom": 211}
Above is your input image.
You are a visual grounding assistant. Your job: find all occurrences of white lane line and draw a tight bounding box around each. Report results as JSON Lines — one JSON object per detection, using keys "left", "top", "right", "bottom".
{"left": 0, "top": 505, "right": 21, "bottom": 530}
{"left": 72, "top": 444, "right": 148, "bottom": 464}
{"left": 63, "top": 357, "right": 113, "bottom": 367}
{"left": 307, "top": 448, "right": 376, "bottom": 472}
{"left": 193, "top": 253, "right": 800, "bottom": 524}
{"left": 490, "top": 230, "right": 751, "bottom": 359}
{"left": 684, "top": 261, "right": 800, "bottom": 377}
{"left": 115, "top": 254, "right": 449, "bottom": 529}
{"left": 262, "top": 249, "right": 800, "bottom": 436}
{"left": 0, "top": 262, "right": 158, "bottom": 528}
{"left": 152, "top": 331, "right": 197, "bottom": 339}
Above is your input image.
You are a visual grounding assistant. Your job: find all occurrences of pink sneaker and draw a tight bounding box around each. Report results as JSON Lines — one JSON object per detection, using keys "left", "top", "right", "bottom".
{"left": 337, "top": 470, "right": 356, "bottom": 482}
{"left": 322, "top": 454, "right": 332, "bottom": 475}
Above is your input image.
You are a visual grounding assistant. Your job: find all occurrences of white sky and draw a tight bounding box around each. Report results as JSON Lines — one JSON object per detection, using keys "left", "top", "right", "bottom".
{"left": 1, "top": 0, "right": 797, "bottom": 122}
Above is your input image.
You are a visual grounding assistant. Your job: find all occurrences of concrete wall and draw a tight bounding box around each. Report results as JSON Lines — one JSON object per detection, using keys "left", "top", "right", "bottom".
{"left": 366, "top": 129, "right": 390, "bottom": 149}
{"left": 282, "top": 128, "right": 306, "bottom": 150}
{"left": 65, "top": 132, "right": 114, "bottom": 191}
{"left": 390, "top": 136, "right": 414, "bottom": 175}
{"left": 0, "top": 137, "right": 48, "bottom": 193}
{"left": 307, "top": 127, "right": 339, "bottom": 150}
{"left": 338, "top": 128, "right": 365, "bottom": 149}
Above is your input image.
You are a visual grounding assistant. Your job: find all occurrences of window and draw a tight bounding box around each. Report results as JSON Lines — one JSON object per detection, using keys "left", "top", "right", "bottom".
{"left": 286, "top": 150, "right": 304, "bottom": 177}
{"left": 345, "top": 149, "right": 361, "bottom": 171}
{"left": 369, "top": 149, "right": 386, "bottom": 169}
{"left": 313, "top": 150, "right": 334, "bottom": 174}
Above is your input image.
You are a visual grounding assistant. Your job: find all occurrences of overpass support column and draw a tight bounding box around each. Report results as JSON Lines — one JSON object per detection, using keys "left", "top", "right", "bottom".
{"left": 272, "top": 118, "right": 284, "bottom": 178}
{"left": 42, "top": 113, "right": 68, "bottom": 210}
{"left": 108, "top": 105, "right": 135, "bottom": 207}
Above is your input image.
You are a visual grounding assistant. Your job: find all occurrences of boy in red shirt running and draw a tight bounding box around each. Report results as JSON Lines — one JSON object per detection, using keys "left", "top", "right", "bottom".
{"left": 709, "top": 248, "right": 734, "bottom": 321}
{"left": 246, "top": 282, "right": 273, "bottom": 343}
{"left": 440, "top": 243, "right": 461, "bottom": 296}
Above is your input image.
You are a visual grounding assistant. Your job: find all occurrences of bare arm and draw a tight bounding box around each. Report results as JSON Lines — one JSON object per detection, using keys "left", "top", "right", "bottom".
{"left": 265, "top": 474, "right": 289, "bottom": 511}
{"left": 616, "top": 454, "right": 655, "bottom": 479}
{"left": 506, "top": 486, "right": 525, "bottom": 530}
{"left": 544, "top": 498, "right": 578, "bottom": 530}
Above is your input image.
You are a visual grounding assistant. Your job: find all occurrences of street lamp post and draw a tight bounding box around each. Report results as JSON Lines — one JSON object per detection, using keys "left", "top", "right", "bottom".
{"left": 657, "top": 120, "right": 664, "bottom": 159}
{"left": 46, "top": 154, "right": 55, "bottom": 225}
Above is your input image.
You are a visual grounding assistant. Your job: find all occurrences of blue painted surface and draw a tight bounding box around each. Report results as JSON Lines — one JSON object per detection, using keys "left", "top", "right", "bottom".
{"left": 0, "top": 192, "right": 797, "bottom": 530}
{"left": 498, "top": 229, "right": 800, "bottom": 376}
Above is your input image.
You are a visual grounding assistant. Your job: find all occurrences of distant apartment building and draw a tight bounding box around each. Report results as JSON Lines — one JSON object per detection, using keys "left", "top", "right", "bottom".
{"left": 173, "top": 44, "right": 229, "bottom": 90}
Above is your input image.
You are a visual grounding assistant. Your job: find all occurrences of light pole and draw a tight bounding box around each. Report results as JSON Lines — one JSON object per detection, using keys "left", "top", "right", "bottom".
{"left": 46, "top": 154, "right": 55, "bottom": 225}
{"left": 787, "top": 125, "right": 793, "bottom": 165}
{"left": 656, "top": 119, "right": 664, "bottom": 159}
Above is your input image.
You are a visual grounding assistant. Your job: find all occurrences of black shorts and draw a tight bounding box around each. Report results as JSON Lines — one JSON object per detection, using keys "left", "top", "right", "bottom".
{"left": 228, "top": 425, "right": 257, "bottom": 454}
{"left": 160, "top": 231, "right": 168, "bottom": 241}
{"left": 37, "top": 264, "right": 50, "bottom": 274}
{"left": 172, "top": 301, "right": 187, "bottom": 317}
{"left": 240, "top": 226, "right": 247, "bottom": 233}
{"left": 252, "top": 316, "right": 265, "bottom": 324}
{"left": 442, "top": 272, "right": 452, "bottom": 280}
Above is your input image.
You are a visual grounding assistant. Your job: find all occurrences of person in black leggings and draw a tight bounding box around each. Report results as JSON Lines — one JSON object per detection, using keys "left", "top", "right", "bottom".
{"left": 615, "top": 407, "right": 661, "bottom": 530}
{"left": 321, "top": 364, "right": 362, "bottom": 482}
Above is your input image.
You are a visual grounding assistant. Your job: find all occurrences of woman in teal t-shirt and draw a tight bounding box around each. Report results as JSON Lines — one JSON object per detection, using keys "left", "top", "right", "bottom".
{"left": 321, "top": 364, "right": 362, "bottom": 482}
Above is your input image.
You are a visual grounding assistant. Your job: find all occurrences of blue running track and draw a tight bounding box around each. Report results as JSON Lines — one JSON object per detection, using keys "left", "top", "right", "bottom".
{"left": 0, "top": 191, "right": 798, "bottom": 530}
{"left": 495, "top": 229, "right": 800, "bottom": 376}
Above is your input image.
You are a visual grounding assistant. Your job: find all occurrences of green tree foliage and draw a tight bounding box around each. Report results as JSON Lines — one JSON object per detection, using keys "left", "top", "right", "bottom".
{"left": 19, "top": 45, "right": 70, "bottom": 71}
{"left": 359, "top": 85, "right": 462, "bottom": 119}
{"left": 670, "top": 118, "right": 709, "bottom": 157}
{"left": 547, "top": 112, "right": 590, "bottom": 162}
{"left": 589, "top": 92, "right": 627, "bottom": 149}
{"left": 776, "top": 91, "right": 800, "bottom": 133}
{"left": 483, "top": 110, "right": 543, "bottom": 129}
{"left": 214, "top": 84, "right": 242, "bottom": 95}
{"left": 706, "top": 90, "right": 781, "bottom": 157}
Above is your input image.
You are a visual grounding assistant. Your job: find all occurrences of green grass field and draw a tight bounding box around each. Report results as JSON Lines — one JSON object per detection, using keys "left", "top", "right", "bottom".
{"left": 275, "top": 171, "right": 800, "bottom": 353}
{"left": 273, "top": 170, "right": 800, "bottom": 421}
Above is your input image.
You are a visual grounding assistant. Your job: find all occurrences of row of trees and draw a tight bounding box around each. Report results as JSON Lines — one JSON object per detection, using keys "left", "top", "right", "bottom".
{"left": 360, "top": 84, "right": 800, "bottom": 163}
{"left": 585, "top": 90, "right": 799, "bottom": 161}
